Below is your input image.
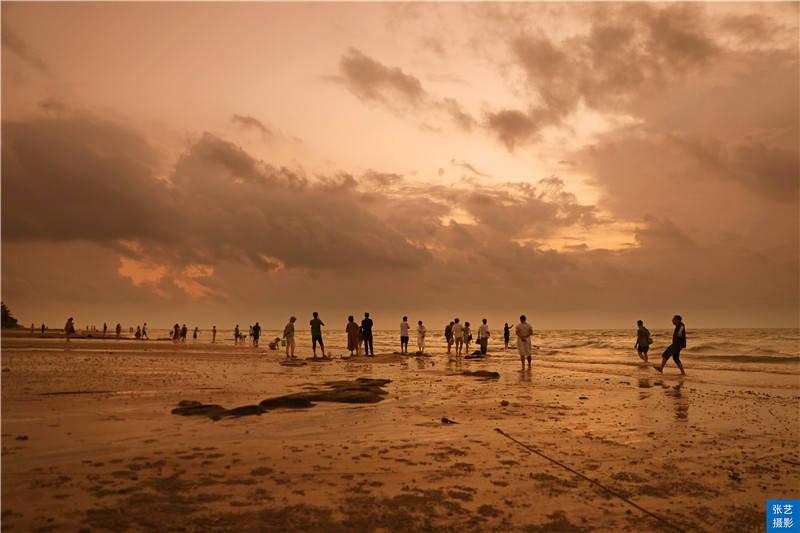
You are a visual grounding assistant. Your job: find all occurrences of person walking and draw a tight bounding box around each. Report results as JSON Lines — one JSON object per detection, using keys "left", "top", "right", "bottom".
{"left": 478, "top": 318, "right": 490, "bottom": 355}
{"left": 400, "top": 316, "right": 410, "bottom": 354}
{"left": 283, "top": 316, "right": 296, "bottom": 358}
{"left": 142, "top": 323, "right": 148, "bottom": 339}
{"left": 135, "top": 325, "right": 141, "bottom": 339}
{"left": 234, "top": 324, "right": 240, "bottom": 345}
{"left": 103, "top": 323, "right": 107, "bottom": 337}
{"left": 445, "top": 321, "right": 454, "bottom": 354}
{"left": 451, "top": 318, "right": 464, "bottom": 357}
{"left": 653, "top": 315, "right": 687, "bottom": 375}
{"left": 172, "top": 323, "right": 180, "bottom": 342}
{"left": 346, "top": 316, "right": 360, "bottom": 356}
{"left": 193, "top": 326, "right": 199, "bottom": 343}
{"left": 180, "top": 324, "right": 188, "bottom": 342}
{"left": 515, "top": 315, "right": 534, "bottom": 369}
{"left": 463, "top": 322, "right": 472, "bottom": 353}
{"left": 115, "top": 323, "right": 122, "bottom": 338}
{"left": 310, "top": 312, "right": 325, "bottom": 359}
{"left": 634, "top": 320, "right": 652, "bottom": 362}
{"left": 252, "top": 322, "right": 261, "bottom": 347}
{"left": 64, "top": 317, "right": 75, "bottom": 342}
{"left": 211, "top": 325, "right": 217, "bottom": 343}
{"left": 361, "top": 312, "right": 374, "bottom": 356}
{"left": 416, "top": 320, "right": 427, "bottom": 353}
{"left": 503, "top": 323, "right": 512, "bottom": 349}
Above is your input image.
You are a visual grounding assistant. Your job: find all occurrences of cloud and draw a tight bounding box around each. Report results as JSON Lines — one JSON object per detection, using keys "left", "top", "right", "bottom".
{"left": 232, "top": 114, "right": 270, "bottom": 135}
{"left": 1, "top": 27, "right": 50, "bottom": 75}
{"left": 333, "top": 48, "right": 476, "bottom": 132}
{"left": 337, "top": 47, "right": 425, "bottom": 109}
{"left": 484, "top": 109, "right": 539, "bottom": 150}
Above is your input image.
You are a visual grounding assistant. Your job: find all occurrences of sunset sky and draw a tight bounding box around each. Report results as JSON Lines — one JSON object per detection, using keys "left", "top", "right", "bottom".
{"left": 2, "top": 2, "right": 798, "bottom": 330}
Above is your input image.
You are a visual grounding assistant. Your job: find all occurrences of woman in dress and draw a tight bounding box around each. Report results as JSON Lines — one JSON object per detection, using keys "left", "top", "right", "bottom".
{"left": 346, "top": 315, "right": 360, "bottom": 356}
{"left": 283, "top": 316, "right": 296, "bottom": 358}
{"left": 172, "top": 324, "right": 180, "bottom": 342}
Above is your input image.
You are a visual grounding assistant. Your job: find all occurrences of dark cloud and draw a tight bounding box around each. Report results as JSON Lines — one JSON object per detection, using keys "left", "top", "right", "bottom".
{"left": 333, "top": 48, "right": 476, "bottom": 131}
{"left": 338, "top": 47, "right": 425, "bottom": 109}
{"left": 1, "top": 27, "right": 50, "bottom": 75}
{"left": 450, "top": 159, "right": 489, "bottom": 177}
{"left": 231, "top": 114, "right": 270, "bottom": 135}
{"left": 484, "top": 109, "right": 538, "bottom": 150}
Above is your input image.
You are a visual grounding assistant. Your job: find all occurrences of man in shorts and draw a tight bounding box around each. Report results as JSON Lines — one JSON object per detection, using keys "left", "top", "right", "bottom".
{"left": 654, "top": 315, "right": 686, "bottom": 375}
{"left": 634, "top": 319, "right": 651, "bottom": 362}
{"left": 400, "top": 316, "right": 410, "bottom": 354}
{"left": 451, "top": 318, "right": 464, "bottom": 356}
{"left": 515, "top": 315, "right": 534, "bottom": 369}
{"left": 445, "top": 322, "right": 454, "bottom": 353}
{"left": 310, "top": 312, "right": 325, "bottom": 359}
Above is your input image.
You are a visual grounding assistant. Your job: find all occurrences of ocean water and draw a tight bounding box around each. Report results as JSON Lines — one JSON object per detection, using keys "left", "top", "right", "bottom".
{"left": 140, "top": 326, "right": 799, "bottom": 373}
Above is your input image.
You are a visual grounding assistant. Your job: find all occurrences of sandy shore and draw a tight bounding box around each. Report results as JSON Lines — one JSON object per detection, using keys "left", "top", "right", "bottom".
{"left": 2, "top": 335, "right": 798, "bottom": 532}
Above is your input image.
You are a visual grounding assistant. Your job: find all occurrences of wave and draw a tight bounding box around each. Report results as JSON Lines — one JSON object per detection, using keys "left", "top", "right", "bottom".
{"left": 691, "top": 354, "right": 799, "bottom": 364}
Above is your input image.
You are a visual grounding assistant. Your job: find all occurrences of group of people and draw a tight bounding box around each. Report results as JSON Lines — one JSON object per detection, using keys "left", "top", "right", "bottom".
{"left": 61, "top": 313, "right": 689, "bottom": 375}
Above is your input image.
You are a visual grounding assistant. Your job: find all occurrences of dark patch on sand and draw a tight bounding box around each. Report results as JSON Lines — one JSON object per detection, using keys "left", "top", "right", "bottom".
{"left": 461, "top": 371, "right": 500, "bottom": 379}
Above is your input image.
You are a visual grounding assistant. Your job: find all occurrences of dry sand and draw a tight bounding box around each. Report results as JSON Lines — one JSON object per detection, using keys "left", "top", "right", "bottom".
{"left": 2, "top": 334, "right": 798, "bottom": 532}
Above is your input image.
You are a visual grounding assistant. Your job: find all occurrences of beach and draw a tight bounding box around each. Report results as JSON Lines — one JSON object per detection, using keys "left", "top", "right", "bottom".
{"left": 1, "top": 329, "right": 798, "bottom": 532}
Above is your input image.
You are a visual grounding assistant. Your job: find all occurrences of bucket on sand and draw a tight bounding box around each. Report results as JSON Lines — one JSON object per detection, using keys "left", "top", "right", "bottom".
{"left": 281, "top": 339, "right": 286, "bottom": 346}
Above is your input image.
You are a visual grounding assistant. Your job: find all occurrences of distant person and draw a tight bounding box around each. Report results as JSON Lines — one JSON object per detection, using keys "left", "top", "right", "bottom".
{"left": 503, "top": 323, "right": 511, "bottom": 349}
{"left": 193, "top": 326, "right": 199, "bottom": 343}
{"left": 234, "top": 324, "right": 240, "bottom": 345}
{"left": 463, "top": 322, "right": 472, "bottom": 353}
{"left": 634, "top": 320, "right": 652, "bottom": 362}
{"left": 478, "top": 318, "right": 490, "bottom": 355}
{"left": 445, "top": 322, "right": 454, "bottom": 354}
{"left": 135, "top": 326, "right": 141, "bottom": 339}
{"left": 252, "top": 322, "right": 261, "bottom": 347}
{"left": 346, "top": 316, "right": 360, "bottom": 356}
{"left": 212, "top": 326, "right": 217, "bottom": 343}
{"left": 180, "top": 324, "right": 188, "bottom": 342}
{"left": 653, "top": 315, "right": 687, "bottom": 375}
{"left": 141, "top": 323, "right": 148, "bottom": 339}
{"left": 356, "top": 324, "right": 364, "bottom": 356}
{"left": 451, "top": 318, "right": 464, "bottom": 356}
{"left": 515, "top": 315, "right": 534, "bottom": 369}
{"left": 400, "top": 316, "right": 410, "bottom": 354}
{"left": 41, "top": 323, "right": 45, "bottom": 337}
{"left": 416, "top": 320, "right": 427, "bottom": 353}
{"left": 115, "top": 323, "right": 122, "bottom": 338}
{"left": 361, "top": 312, "right": 374, "bottom": 356}
{"left": 283, "top": 316, "right": 296, "bottom": 358}
{"left": 64, "top": 317, "right": 75, "bottom": 342}
{"left": 172, "top": 324, "right": 180, "bottom": 342}
{"left": 268, "top": 337, "right": 281, "bottom": 350}
{"left": 103, "top": 323, "right": 108, "bottom": 337}
{"left": 310, "top": 312, "right": 325, "bottom": 359}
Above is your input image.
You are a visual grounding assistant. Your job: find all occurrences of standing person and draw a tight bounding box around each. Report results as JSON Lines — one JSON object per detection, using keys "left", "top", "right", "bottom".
{"left": 503, "top": 323, "right": 512, "bottom": 349}
{"left": 141, "top": 323, "right": 148, "bottom": 339}
{"left": 445, "top": 322, "right": 454, "bottom": 354}
{"left": 41, "top": 323, "right": 46, "bottom": 337}
{"left": 451, "top": 318, "right": 464, "bottom": 357}
{"left": 193, "top": 326, "right": 199, "bottom": 343}
{"left": 103, "top": 323, "right": 108, "bottom": 337}
{"left": 416, "top": 320, "right": 427, "bottom": 353}
{"left": 361, "top": 312, "right": 374, "bottom": 357}
{"left": 399, "top": 316, "right": 410, "bottom": 354}
{"left": 515, "top": 315, "right": 534, "bottom": 369}
{"left": 653, "top": 315, "right": 687, "bottom": 375}
{"left": 634, "top": 320, "right": 652, "bottom": 362}
{"left": 310, "top": 312, "right": 325, "bottom": 359}
{"left": 180, "top": 324, "right": 188, "bottom": 342}
{"left": 64, "top": 317, "right": 75, "bottom": 342}
{"left": 346, "top": 316, "right": 360, "bottom": 356}
{"left": 283, "top": 316, "right": 296, "bottom": 358}
{"left": 115, "top": 323, "right": 122, "bottom": 338}
{"left": 135, "top": 326, "right": 141, "bottom": 339}
{"left": 172, "top": 324, "right": 180, "bottom": 342}
{"left": 211, "top": 325, "right": 217, "bottom": 343}
{"left": 252, "top": 322, "right": 261, "bottom": 347}
{"left": 478, "top": 318, "right": 490, "bottom": 355}
{"left": 463, "top": 322, "right": 472, "bottom": 353}
{"left": 234, "top": 324, "right": 240, "bottom": 345}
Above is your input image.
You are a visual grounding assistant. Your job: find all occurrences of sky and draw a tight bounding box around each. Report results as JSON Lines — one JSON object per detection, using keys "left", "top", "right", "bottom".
{"left": 2, "top": 2, "right": 798, "bottom": 330}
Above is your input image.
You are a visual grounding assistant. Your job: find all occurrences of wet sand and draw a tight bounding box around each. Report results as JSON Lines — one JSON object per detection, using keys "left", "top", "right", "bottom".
{"left": 2, "top": 335, "right": 798, "bottom": 531}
